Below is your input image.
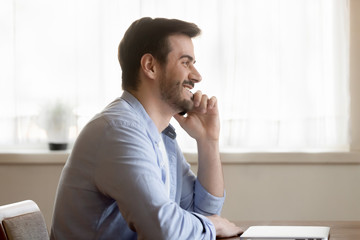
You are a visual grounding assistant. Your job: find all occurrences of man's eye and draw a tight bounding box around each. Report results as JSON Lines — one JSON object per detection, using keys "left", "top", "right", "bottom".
{"left": 183, "top": 61, "right": 190, "bottom": 67}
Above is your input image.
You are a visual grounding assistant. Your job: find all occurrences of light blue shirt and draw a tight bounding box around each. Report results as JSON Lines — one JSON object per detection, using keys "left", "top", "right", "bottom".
{"left": 50, "top": 91, "right": 225, "bottom": 239}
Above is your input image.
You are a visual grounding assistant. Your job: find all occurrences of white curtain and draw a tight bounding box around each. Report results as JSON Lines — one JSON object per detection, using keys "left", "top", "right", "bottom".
{"left": 0, "top": 0, "right": 349, "bottom": 151}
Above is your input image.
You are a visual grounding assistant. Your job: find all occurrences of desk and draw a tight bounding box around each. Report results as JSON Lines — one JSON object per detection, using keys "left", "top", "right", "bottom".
{"left": 224, "top": 221, "right": 360, "bottom": 240}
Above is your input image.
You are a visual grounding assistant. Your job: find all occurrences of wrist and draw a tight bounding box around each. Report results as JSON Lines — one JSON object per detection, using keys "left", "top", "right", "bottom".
{"left": 196, "top": 139, "right": 219, "bottom": 153}
{"left": 196, "top": 139, "right": 220, "bottom": 164}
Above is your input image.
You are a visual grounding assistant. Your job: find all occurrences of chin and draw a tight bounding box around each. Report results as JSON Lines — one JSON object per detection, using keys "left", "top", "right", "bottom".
{"left": 181, "top": 99, "right": 194, "bottom": 112}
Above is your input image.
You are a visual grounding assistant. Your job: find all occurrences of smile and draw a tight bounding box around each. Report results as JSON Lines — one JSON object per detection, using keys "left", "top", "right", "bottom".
{"left": 182, "top": 80, "right": 194, "bottom": 90}
{"left": 184, "top": 85, "right": 192, "bottom": 91}
{"left": 182, "top": 81, "right": 194, "bottom": 98}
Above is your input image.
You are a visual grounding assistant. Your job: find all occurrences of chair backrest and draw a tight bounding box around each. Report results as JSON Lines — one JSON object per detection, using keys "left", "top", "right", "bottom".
{"left": 0, "top": 200, "right": 49, "bottom": 240}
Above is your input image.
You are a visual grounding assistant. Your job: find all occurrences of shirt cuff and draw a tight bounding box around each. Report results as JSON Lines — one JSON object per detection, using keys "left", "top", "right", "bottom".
{"left": 192, "top": 212, "right": 216, "bottom": 240}
{"left": 194, "top": 180, "right": 225, "bottom": 215}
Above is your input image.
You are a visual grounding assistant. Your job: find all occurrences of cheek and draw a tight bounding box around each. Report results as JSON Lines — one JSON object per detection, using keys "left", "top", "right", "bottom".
{"left": 164, "top": 71, "right": 183, "bottom": 87}
{"left": 168, "top": 81, "right": 181, "bottom": 94}
{"left": 167, "top": 65, "right": 187, "bottom": 79}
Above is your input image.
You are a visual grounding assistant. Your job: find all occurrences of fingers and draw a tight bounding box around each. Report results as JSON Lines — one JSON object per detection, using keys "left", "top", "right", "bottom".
{"left": 207, "top": 215, "right": 243, "bottom": 238}
{"left": 219, "top": 217, "right": 243, "bottom": 237}
{"left": 193, "top": 90, "right": 203, "bottom": 107}
{"left": 192, "top": 90, "right": 217, "bottom": 114}
{"left": 207, "top": 96, "right": 217, "bottom": 109}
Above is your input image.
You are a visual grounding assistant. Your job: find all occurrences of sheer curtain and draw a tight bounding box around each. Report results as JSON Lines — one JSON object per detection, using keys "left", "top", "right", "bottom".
{"left": 0, "top": 0, "right": 349, "bottom": 151}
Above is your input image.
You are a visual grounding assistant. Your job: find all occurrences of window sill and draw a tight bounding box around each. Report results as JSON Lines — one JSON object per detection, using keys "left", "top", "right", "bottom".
{"left": 0, "top": 150, "right": 359, "bottom": 165}
{"left": 184, "top": 151, "right": 360, "bottom": 165}
{"left": 0, "top": 150, "right": 70, "bottom": 165}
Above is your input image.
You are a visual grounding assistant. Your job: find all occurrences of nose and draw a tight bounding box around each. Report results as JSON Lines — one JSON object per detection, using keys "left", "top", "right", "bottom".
{"left": 189, "top": 66, "right": 202, "bottom": 83}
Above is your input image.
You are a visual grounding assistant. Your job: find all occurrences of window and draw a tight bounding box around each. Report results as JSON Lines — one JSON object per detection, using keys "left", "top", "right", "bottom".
{"left": 0, "top": 0, "right": 350, "bottom": 152}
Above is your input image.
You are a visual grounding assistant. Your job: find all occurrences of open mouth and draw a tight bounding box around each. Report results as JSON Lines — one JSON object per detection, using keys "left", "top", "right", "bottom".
{"left": 182, "top": 81, "right": 194, "bottom": 99}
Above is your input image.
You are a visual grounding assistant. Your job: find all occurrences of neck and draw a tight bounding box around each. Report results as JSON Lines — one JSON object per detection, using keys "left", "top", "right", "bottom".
{"left": 129, "top": 89, "right": 174, "bottom": 133}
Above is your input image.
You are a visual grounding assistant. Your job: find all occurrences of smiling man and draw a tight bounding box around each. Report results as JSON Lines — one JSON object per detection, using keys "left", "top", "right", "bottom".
{"left": 50, "top": 17, "right": 242, "bottom": 240}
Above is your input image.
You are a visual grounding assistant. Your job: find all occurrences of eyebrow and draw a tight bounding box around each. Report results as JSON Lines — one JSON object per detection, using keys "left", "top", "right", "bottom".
{"left": 179, "top": 55, "right": 196, "bottom": 64}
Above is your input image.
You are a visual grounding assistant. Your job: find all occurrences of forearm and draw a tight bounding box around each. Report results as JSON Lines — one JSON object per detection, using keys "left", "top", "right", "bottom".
{"left": 196, "top": 139, "right": 224, "bottom": 197}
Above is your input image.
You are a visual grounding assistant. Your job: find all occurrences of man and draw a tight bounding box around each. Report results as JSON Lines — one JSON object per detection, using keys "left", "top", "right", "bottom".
{"left": 50, "top": 17, "right": 242, "bottom": 239}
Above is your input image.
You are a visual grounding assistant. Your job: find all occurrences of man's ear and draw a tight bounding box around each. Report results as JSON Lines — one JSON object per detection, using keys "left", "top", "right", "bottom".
{"left": 140, "top": 53, "right": 158, "bottom": 79}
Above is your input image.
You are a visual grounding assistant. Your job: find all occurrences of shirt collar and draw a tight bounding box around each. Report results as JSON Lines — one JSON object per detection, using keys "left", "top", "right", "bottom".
{"left": 120, "top": 91, "right": 177, "bottom": 142}
{"left": 162, "top": 124, "right": 176, "bottom": 140}
{"left": 121, "top": 91, "right": 161, "bottom": 143}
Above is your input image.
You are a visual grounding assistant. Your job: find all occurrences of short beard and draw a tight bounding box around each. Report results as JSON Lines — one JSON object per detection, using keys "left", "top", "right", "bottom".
{"left": 159, "top": 75, "right": 193, "bottom": 114}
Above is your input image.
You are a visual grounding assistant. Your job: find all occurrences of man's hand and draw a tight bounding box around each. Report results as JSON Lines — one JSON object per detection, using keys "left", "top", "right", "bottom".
{"left": 174, "top": 90, "right": 220, "bottom": 143}
{"left": 207, "top": 215, "right": 243, "bottom": 238}
{"left": 174, "top": 90, "right": 224, "bottom": 197}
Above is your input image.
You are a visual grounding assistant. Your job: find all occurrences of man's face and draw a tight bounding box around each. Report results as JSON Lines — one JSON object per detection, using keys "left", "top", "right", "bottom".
{"left": 159, "top": 34, "right": 202, "bottom": 114}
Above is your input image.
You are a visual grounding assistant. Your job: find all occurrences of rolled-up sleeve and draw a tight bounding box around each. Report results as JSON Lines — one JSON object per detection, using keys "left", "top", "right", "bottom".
{"left": 178, "top": 152, "right": 225, "bottom": 216}
{"left": 194, "top": 180, "right": 225, "bottom": 215}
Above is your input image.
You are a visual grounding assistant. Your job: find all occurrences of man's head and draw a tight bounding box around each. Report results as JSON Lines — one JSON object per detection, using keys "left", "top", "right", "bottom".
{"left": 118, "top": 17, "right": 201, "bottom": 91}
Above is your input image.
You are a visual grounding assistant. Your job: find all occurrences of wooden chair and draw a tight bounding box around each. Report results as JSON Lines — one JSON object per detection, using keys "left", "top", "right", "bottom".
{"left": 0, "top": 200, "right": 49, "bottom": 240}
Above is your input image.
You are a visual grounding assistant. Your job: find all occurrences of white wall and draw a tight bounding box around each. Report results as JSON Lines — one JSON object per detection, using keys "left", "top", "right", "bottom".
{"left": 0, "top": 153, "right": 360, "bottom": 231}
{"left": 0, "top": 162, "right": 63, "bottom": 230}
{"left": 197, "top": 162, "right": 360, "bottom": 221}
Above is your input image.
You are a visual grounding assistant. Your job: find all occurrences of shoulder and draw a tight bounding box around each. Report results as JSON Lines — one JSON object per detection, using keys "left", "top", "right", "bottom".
{"left": 81, "top": 97, "right": 147, "bottom": 137}
{"left": 101, "top": 97, "right": 142, "bottom": 128}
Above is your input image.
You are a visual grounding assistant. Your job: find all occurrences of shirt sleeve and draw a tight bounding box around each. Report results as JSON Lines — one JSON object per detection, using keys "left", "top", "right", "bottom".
{"left": 94, "top": 121, "right": 216, "bottom": 240}
{"left": 177, "top": 145, "right": 225, "bottom": 216}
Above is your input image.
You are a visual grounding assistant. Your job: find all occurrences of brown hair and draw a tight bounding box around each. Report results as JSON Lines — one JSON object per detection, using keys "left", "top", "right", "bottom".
{"left": 118, "top": 17, "right": 201, "bottom": 91}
